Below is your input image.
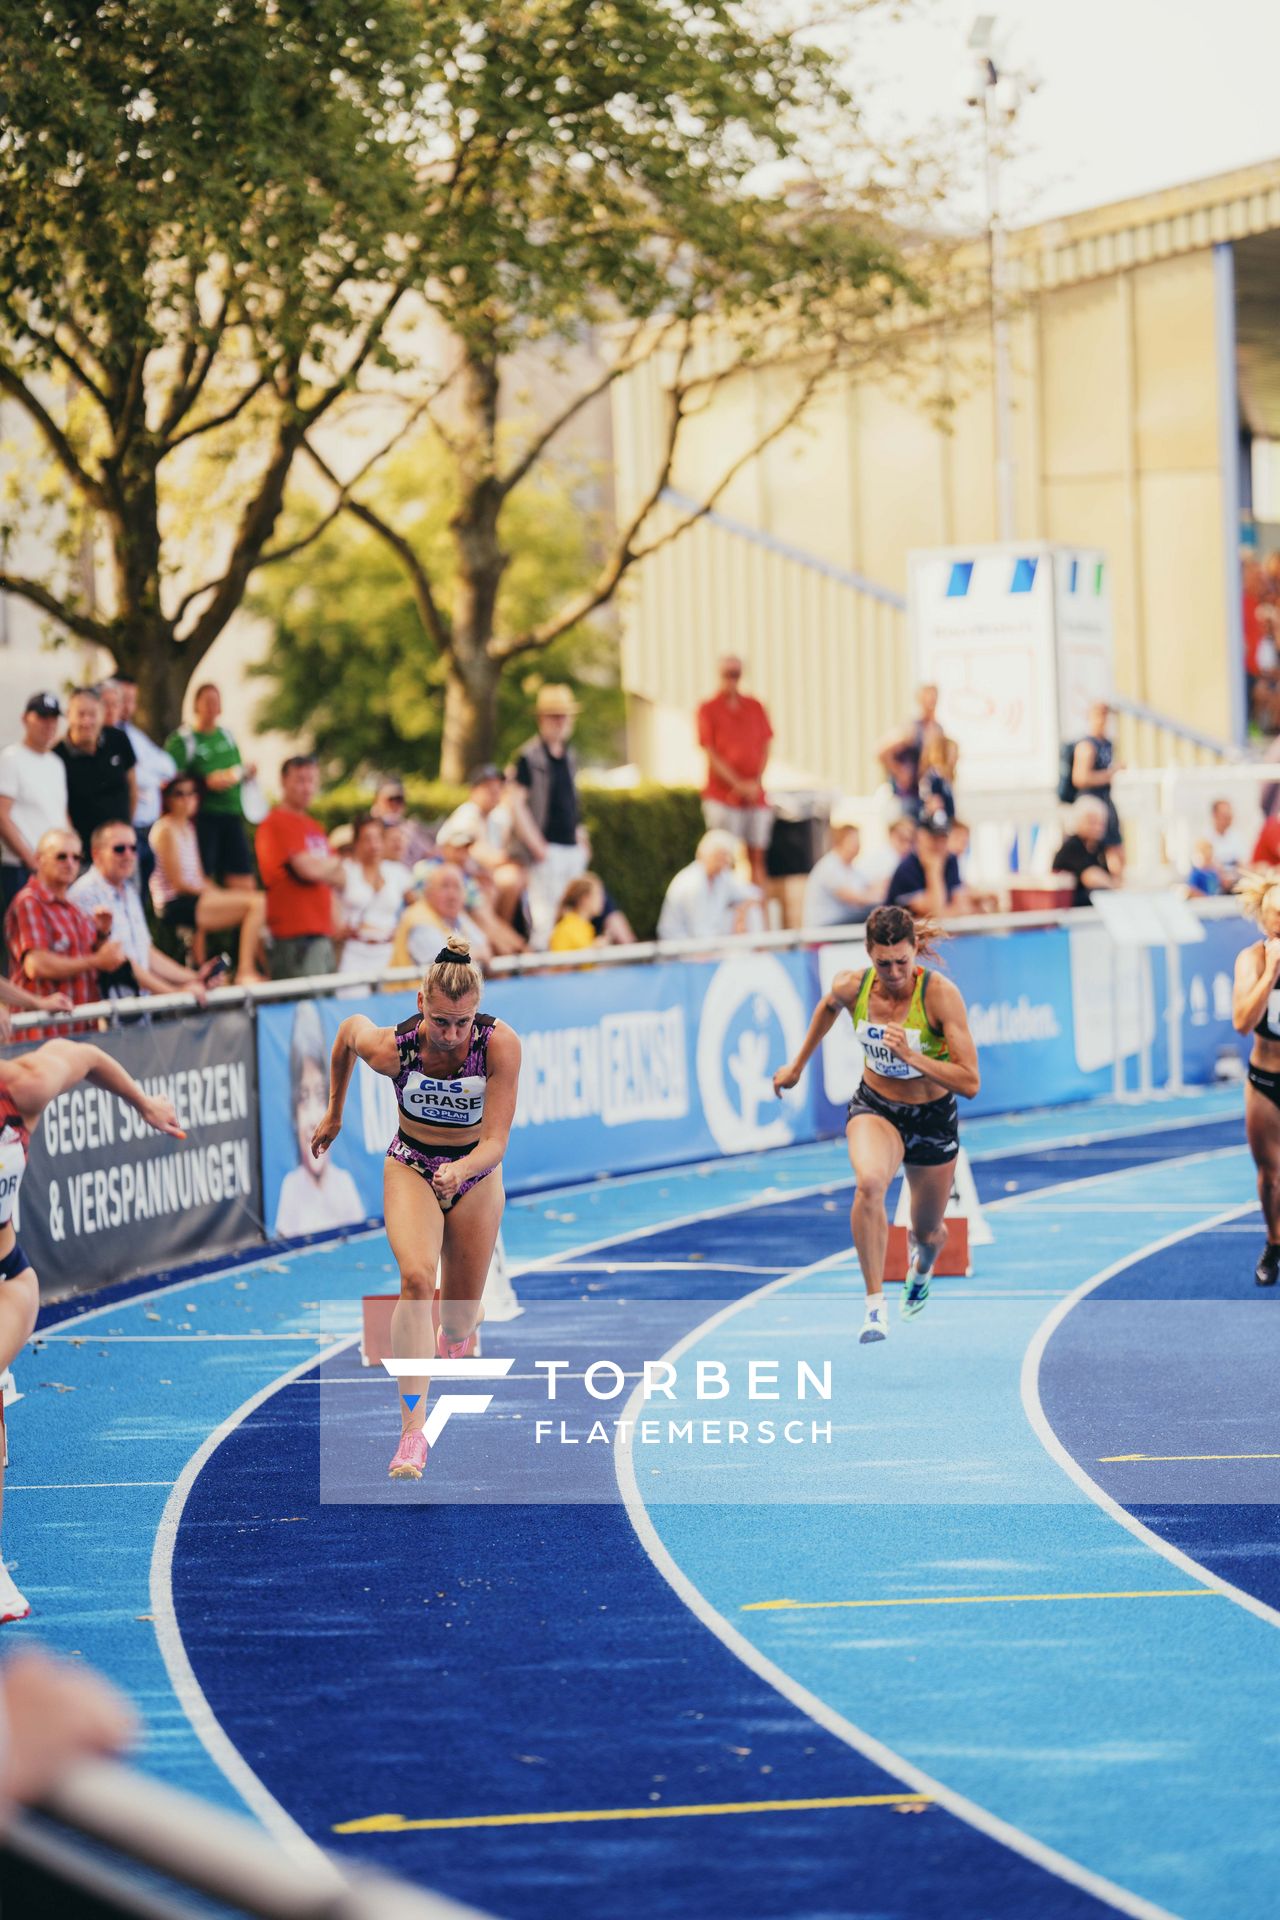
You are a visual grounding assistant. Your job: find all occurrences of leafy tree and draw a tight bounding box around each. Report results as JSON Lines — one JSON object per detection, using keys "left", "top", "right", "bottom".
{"left": 0, "top": 0, "right": 427, "bottom": 728}
{"left": 248, "top": 429, "right": 624, "bottom": 780}
{"left": 288, "top": 1, "right": 932, "bottom": 777}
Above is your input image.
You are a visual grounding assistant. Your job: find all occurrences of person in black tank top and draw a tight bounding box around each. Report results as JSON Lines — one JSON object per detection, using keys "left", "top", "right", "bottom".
{"left": 1232, "top": 870, "right": 1280, "bottom": 1285}
{"left": 1070, "top": 700, "right": 1125, "bottom": 868}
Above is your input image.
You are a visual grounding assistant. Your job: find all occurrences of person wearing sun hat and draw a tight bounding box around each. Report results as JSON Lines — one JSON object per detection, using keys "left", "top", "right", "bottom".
{"left": 507, "top": 684, "right": 590, "bottom": 948}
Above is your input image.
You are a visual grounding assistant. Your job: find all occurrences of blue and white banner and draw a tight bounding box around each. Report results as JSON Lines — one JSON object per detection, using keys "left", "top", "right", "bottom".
{"left": 812, "top": 917, "right": 1253, "bottom": 1131}
{"left": 256, "top": 919, "right": 1253, "bottom": 1240}
{"left": 255, "top": 950, "right": 828, "bottom": 1226}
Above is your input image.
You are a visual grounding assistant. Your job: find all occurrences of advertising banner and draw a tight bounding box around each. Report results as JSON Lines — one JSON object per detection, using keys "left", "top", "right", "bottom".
{"left": 255, "top": 918, "right": 1252, "bottom": 1245}
{"left": 6, "top": 1011, "right": 262, "bottom": 1298}
{"left": 256, "top": 950, "right": 827, "bottom": 1224}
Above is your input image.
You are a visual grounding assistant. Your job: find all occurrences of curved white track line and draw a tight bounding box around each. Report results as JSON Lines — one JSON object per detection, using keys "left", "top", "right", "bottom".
{"left": 613, "top": 1252, "right": 1177, "bottom": 1920}
{"left": 137, "top": 1112, "right": 1245, "bottom": 1898}
{"left": 148, "top": 1333, "right": 360, "bottom": 1876}
{"left": 1021, "top": 1200, "right": 1280, "bottom": 1633}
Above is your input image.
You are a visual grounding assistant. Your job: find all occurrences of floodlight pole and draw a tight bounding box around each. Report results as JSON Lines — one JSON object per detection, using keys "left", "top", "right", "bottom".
{"left": 981, "top": 80, "right": 1016, "bottom": 543}
{"left": 968, "top": 18, "right": 1021, "bottom": 542}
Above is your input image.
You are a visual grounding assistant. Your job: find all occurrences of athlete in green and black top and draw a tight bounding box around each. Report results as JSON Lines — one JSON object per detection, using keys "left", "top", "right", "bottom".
{"left": 773, "top": 903, "right": 980, "bottom": 1345}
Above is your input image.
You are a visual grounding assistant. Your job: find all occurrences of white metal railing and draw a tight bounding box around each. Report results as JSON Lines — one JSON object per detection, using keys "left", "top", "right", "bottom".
{"left": 8, "top": 1756, "right": 486, "bottom": 1920}
{"left": 5, "top": 899, "right": 1246, "bottom": 1036}
{"left": 1110, "top": 692, "right": 1238, "bottom": 765}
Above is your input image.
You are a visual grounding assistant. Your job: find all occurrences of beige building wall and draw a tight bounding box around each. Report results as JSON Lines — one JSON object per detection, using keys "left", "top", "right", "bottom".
{"left": 614, "top": 162, "right": 1280, "bottom": 792}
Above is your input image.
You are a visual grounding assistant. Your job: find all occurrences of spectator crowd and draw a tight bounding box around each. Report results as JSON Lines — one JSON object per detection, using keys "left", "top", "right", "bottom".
{"left": 2, "top": 660, "right": 1273, "bottom": 1042}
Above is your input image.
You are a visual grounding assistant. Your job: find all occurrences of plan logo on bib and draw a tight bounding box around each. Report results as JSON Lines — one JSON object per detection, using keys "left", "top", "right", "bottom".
{"left": 696, "top": 956, "right": 808, "bottom": 1153}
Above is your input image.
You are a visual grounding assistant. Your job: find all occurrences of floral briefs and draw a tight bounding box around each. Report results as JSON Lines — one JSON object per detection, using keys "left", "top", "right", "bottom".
{"left": 385, "top": 1130, "right": 494, "bottom": 1210}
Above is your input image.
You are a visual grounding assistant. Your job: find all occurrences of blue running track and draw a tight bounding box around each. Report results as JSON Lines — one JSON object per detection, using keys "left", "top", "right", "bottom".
{"left": 11, "top": 1090, "right": 1278, "bottom": 1920}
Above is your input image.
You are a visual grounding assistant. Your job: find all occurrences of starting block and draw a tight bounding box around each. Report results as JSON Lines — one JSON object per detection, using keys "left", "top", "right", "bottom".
{"left": 882, "top": 1215, "right": 970, "bottom": 1282}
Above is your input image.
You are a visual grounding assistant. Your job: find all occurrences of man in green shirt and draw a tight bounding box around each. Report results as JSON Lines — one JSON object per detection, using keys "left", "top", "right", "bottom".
{"left": 165, "top": 683, "right": 256, "bottom": 889}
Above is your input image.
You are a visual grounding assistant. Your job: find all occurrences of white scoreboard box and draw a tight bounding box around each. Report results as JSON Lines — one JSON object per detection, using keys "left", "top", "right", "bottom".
{"left": 907, "top": 544, "right": 1114, "bottom": 793}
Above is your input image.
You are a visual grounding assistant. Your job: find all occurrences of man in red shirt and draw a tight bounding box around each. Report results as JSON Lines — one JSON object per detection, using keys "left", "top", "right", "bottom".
{"left": 1252, "top": 810, "right": 1280, "bottom": 868}
{"left": 5, "top": 828, "right": 127, "bottom": 1037}
{"left": 696, "top": 655, "right": 774, "bottom": 887}
{"left": 255, "top": 757, "right": 345, "bottom": 981}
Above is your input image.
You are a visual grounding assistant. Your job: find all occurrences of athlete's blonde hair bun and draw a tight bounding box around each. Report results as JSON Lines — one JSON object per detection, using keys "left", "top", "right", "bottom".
{"left": 1236, "top": 867, "right": 1280, "bottom": 927}
{"left": 425, "top": 939, "right": 484, "bottom": 1001}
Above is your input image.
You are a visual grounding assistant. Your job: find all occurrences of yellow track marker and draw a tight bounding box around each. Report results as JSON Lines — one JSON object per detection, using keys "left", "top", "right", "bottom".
{"left": 334, "top": 1793, "right": 930, "bottom": 1835}
{"left": 1100, "top": 1452, "right": 1280, "bottom": 1463}
{"left": 742, "top": 1589, "right": 1219, "bottom": 1612}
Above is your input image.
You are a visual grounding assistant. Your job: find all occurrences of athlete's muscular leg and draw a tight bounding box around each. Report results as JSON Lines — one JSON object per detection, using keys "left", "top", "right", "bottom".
{"left": 846, "top": 1116, "right": 904, "bottom": 1300}
{"left": 439, "top": 1173, "right": 504, "bottom": 1351}
{"left": 0, "top": 1270, "right": 38, "bottom": 1546}
{"left": 383, "top": 1159, "right": 444, "bottom": 1434}
{"left": 903, "top": 1160, "right": 956, "bottom": 1271}
{"left": 1245, "top": 1085, "right": 1280, "bottom": 1239}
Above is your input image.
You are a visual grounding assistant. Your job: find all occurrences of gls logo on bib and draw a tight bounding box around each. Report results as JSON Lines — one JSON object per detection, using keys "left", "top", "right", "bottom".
{"left": 696, "top": 956, "right": 808, "bottom": 1153}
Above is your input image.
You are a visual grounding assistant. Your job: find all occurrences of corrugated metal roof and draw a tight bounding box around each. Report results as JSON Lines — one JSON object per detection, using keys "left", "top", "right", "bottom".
{"left": 1008, "top": 157, "right": 1280, "bottom": 293}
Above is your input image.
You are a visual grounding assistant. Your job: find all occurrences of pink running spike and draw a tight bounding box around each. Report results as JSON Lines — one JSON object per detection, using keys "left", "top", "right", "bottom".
{"left": 436, "top": 1325, "right": 477, "bottom": 1360}
{"left": 388, "top": 1428, "right": 429, "bottom": 1480}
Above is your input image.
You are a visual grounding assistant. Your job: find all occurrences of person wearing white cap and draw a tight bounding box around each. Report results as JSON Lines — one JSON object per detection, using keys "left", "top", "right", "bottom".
{"left": 0, "top": 695, "right": 71, "bottom": 918}
{"left": 803, "top": 820, "right": 879, "bottom": 929}
{"left": 427, "top": 821, "right": 526, "bottom": 957}
{"left": 508, "top": 685, "right": 589, "bottom": 948}
{"left": 656, "top": 830, "right": 762, "bottom": 942}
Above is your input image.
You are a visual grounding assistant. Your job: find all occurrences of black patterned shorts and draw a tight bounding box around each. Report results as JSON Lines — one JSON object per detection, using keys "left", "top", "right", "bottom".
{"left": 846, "top": 1076, "right": 959, "bottom": 1167}
{"left": 1247, "top": 1062, "right": 1280, "bottom": 1112}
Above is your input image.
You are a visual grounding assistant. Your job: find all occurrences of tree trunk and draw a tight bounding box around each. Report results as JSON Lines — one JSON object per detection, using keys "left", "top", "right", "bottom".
{"left": 440, "top": 652, "right": 503, "bottom": 782}
{"left": 129, "top": 631, "right": 190, "bottom": 743}
{"left": 101, "top": 460, "right": 193, "bottom": 737}
{"left": 442, "top": 345, "right": 508, "bottom": 782}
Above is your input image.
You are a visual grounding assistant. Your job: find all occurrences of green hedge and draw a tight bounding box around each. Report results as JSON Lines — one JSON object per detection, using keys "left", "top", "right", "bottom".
{"left": 311, "top": 779, "right": 467, "bottom": 833}
{"left": 579, "top": 783, "right": 704, "bottom": 941}
{"left": 311, "top": 778, "right": 704, "bottom": 941}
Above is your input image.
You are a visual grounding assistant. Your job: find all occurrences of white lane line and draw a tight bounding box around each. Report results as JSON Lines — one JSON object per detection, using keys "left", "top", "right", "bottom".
{"left": 965, "top": 1104, "right": 1237, "bottom": 1160}
{"left": 1021, "top": 1202, "right": 1280, "bottom": 1635}
{"left": 41, "top": 1228, "right": 386, "bottom": 1330}
{"left": 64, "top": 1104, "right": 1243, "bottom": 1888}
{"left": 537, "top": 1261, "right": 794, "bottom": 1275}
{"left": 515, "top": 1133, "right": 1246, "bottom": 1279}
{"left": 39, "top": 1333, "right": 340, "bottom": 1344}
{"left": 149, "top": 1335, "right": 359, "bottom": 1875}
{"left": 510, "top": 1175, "right": 854, "bottom": 1276}
{"left": 1004, "top": 1201, "right": 1252, "bottom": 1213}
{"left": 503, "top": 1099, "right": 1237, "bottom": 1208}
{"left": 7, "top": 1480, "right": 177, "bottom": 1491}
{"left": 613, "top": 1250, "right": 1177, "bottom": 1920}
{"left": 982, "top": 1143, "right": 1245, "bottom": 1215}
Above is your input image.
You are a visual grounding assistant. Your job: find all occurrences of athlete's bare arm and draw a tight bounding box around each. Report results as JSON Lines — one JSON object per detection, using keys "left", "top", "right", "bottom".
{"left": 1233, "top": 939, "right": 1280, "bottom": 1033}
{"left": 314, "top": 1015, "right": 400, "bottom": 1155}
{"left": 2, "top": 1040, "right": 183, "bottom": 1136}
{"left": 772, "top": 971, "right": 861, "bottom": 1096}
{"left": 429, "top": 1024, "right": 522, "bottom": 1205}
{"left": 881, "top": 976, "right": 980, "bottom": 1098}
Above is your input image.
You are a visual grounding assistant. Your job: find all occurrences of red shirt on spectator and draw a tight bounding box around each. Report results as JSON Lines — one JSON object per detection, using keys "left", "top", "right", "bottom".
{"left": 4, "top": 876, "right": 102, "bottom": 1037}
{"left": 697, "top": 692, "right": 773, "bottom": 805}
{"left": 1252, "top": 817, "right": 1280, "bottom": 866}
{"left": 1245, "top": 586, "right": 1265, "bottom": 676}
{"left": 255, "top": 806, "right": 334, "bottom": 939}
